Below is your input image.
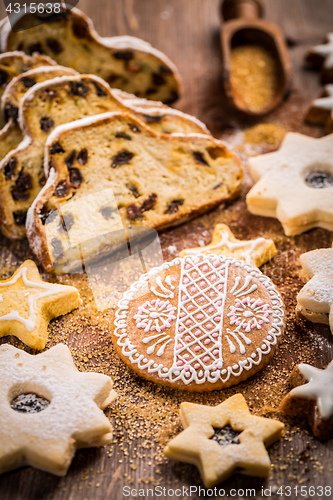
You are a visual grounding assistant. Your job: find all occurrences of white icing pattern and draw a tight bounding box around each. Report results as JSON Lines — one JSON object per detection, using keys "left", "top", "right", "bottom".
{"left": 0, "top": 267, "right": 64, "bottom": 331}
{"left": 134, "top": 298, "right": 176, "bottom": 357}
{"left": 150, "top": 276, "right": 175, "bottom": 299}
{"left": 172, "top": 256, "right": 227, "bottom": 375}
{"left": 114, "top": 255, "right": 284, "bottom": 386}
{"left": 291, "top": 361, "right": 333, "bottom": 420}
{"left": 183, "top": 230, "right": 265, "bottom": 264}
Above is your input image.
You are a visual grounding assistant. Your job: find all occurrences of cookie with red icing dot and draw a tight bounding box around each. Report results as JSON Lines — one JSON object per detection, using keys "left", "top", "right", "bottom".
{"left": 113, "top": 254, "right": 285, "bottom": 391}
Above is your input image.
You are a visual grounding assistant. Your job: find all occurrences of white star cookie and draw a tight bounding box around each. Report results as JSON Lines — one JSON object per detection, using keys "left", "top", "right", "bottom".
{"left": 306, "top": 84, "right": 333, "bottom": 133}
{"left": 246, "top": 132, "right": 333, "bottom": 235}
{"left": 306, "top": 33, "right": 333, "bottom": 83}
{"left": 0, "top": 260, "right": 82, "bottom": 349}
{"left": 279, "top": 360, "right": 333, "bottom": 439}
{"left": 296, "top": 246, "right": 333, "bottom": 333}
{"left": 179, "top": 224, "right": 277, "bottom": 268}
{"left": 164, "top": 394, "right": 284, "bottom": 487}
{"left": 0, "top": 343, "right": 117, "bottom": 476}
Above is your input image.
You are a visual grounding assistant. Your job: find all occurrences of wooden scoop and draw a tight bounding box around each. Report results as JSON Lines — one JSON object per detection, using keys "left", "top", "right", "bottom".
{"left": 220, "top": 0, "right": 292, "bottom": 115}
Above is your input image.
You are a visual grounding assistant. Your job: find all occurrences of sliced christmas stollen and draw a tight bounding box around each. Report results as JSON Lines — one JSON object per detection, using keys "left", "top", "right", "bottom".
{"left": 113, "top": 89, "right": 168, "bottom": 110}
{"left": 0, "top": 7, "right": 181, "bottom": 104}
{"left": 2, "top": 65, "right": 78, "bottom": 122}
{"left": 0, "top": 51, "right": 56, "bottom": 127}
{"left": 0, "top": 74, "right": 209, "bottom": 240}
{"left": 0, "top": 65, "right": 78, "bottom": 167}
{"left": 26, "top": 112, "right": 243, "bottom": 272}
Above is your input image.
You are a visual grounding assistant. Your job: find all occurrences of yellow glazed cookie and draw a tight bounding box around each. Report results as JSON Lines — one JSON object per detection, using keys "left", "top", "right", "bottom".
{"left": 179, "top": 224, "right": 277, "bottom": 268}
{"left": 113, "top": 254, "right": 285, "bottom": 391}
{"left": 279, "top": 360, "right": 333, "bottom": 440}
{"left": 0, "top": 260, "right": 82, "bottom": 349}
{"left": 296, "top": 245, "right": 333, "bottom": 333}
{"left": 0, "top": 343, "right": 117, "bottom": 476}
{"left": 164, "top": 394, "right": 284, "bottom": 487}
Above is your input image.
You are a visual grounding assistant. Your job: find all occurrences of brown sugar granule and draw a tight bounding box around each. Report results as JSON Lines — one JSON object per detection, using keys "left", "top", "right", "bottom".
{"left": 230, "top": 45, "right": 279, "bottom": 112}
{"left": 244, "top": 123, "right": 286, "bottom": 148}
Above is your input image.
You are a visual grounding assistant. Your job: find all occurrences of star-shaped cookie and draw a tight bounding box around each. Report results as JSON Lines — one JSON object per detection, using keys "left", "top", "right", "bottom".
{"left": 0, "top": 343, "right": 117, "bottom": 475}
{"left": 0, "top": 260, "right": 82, "bottom": 349}
{"left": 246, "top": 132, "right": 333, "bottom": 235}
{"left": 164, "top": 394, "right": 284, "bottom": 487}
{"left": 279, "top": 360, "right": 333, "bottom": 439}
{"left": 296, "top": 246, "right": 333, "bottom": 333}
{"left": 306, "top": 33, "right": 333, "bottom": 83}
{"left": 306, "top": 85, "right": 333, "bottom": 133}
{"left": 179, "top": 224, "right": 277, "bottom": 267}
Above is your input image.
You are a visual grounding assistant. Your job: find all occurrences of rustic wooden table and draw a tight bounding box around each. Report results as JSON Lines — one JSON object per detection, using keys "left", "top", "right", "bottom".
{"left": 0, "top": 0, "right": 333, "bottom": 499}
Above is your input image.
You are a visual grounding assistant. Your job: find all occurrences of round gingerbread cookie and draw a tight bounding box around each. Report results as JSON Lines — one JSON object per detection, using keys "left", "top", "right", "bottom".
{"left": 113, "top": 255, "right": 285, "bottom": 391}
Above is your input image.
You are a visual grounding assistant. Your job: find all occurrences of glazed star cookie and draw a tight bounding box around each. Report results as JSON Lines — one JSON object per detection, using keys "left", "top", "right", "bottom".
{"left": 0, "top": 343, "right": 117, "bottom": 475}
{"left": 296, "top": 246, "right": 333, "bottom": 333}
{"left": 179, "top": 224, "right": 277, "bottom": 268}
{"left": 0, "top": 260, "right": 82, "bottom": 349}
{"left": 305, "top": 85, "right": 333, "bottom": 133}
{"left": 279, "top": 361, "right": 333, "bottom": 440}
{"left": 164, "top": 394, "right": 284, "bottom": 487}
{"left": 306, "top": 33, "right": 333, "bottom": 83}
{"left": 246, "top": 132, "right": 333, "bottom": 235}
{"left": 113, "top": 254, "right": 285, "bottom": 391}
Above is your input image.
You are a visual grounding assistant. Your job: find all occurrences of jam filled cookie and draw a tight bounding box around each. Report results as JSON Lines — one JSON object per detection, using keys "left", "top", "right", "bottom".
{"left": 0, "top": 7, "right": 181, "bottom": 104}
{"left": 246, "top": 132, "right": 333, "bottom": 235}
{"left": 164, "top": 394, "right": 284, "bottom": 487}
{"left": 296, "top": 246, "right": 333, "bottom": 334}
{"left": 279, "top": 361, "right": 333, "bottom": 440}
{"left": 0, "top": 260, "right": 82, "bottom": 349}
{"left": 179, "top": 223, "right": 277, "bottom": 268}
{"left": 113, "top": 254, "right": 284, "bottom": 391}
{"left": 0, "top": 343, "right": 117, "bottom": 475}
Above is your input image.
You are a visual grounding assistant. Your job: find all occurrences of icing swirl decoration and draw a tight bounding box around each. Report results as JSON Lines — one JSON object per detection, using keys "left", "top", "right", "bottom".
{"left": 113, "top": 254, "right": 285, "bottom": 391}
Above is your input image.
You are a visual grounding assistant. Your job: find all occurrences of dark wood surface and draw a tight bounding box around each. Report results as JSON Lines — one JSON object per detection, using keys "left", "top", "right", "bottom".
{"left": 0, "top": 1, "right": 333, "bottom": 499}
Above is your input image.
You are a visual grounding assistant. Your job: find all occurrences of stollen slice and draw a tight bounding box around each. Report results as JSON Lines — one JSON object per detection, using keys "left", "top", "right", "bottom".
{"left": 0, "top": 7, "right": 181, "bottom": 104}
{"left": 26, "top": 112, "right": 243, "bottom": 271}
{"left": 0, "top": 74, "right": 209, "bottom": 240}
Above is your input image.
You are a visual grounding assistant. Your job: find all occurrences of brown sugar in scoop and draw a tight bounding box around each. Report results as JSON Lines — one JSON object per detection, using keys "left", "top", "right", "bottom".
{"left": 220, "top": 0, "right": 292, "bottom": 115}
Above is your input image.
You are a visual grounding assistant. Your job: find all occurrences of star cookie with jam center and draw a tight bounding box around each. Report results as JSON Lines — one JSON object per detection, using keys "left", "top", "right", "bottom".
{"left": 246, "top": 132, "right": 333, "bottom": 235}
{"left": 279, "top": 360, "right": 333, "bottom": 440}
{"left": 0, "top": 343, "right": 117, "bottom": 475}
{"left": 296, "top": 245, "right": 333, "bottom": 333}
{"left": 164, "top": 393, "right": 284, "bottom": 487}
{"left": 179, "top": 224, "right": 277, "bottom": 268}
{"left": 0, "top": 260, "right": 82, "bottom": 349}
